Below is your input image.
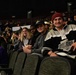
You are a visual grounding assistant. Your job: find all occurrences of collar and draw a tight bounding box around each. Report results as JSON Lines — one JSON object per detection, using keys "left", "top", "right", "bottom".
{"left": 53, "top": 25, "right": 67, "bottom": 31}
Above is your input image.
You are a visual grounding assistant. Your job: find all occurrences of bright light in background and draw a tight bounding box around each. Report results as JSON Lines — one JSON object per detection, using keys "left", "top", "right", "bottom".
{"left": 28, "top": 11, "right": 32, "bottom": 14}
{"left": 67, "top": 2, "right": 72, "bottom": 6}
{"left": 12, "top": 16, "right": 16, "bottom": 18}
{"left": 27, "top": 11, "right": 32, "bottom": 19}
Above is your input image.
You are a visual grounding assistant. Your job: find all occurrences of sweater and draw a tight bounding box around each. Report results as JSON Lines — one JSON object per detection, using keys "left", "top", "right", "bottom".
{"left": 44, "top": 24, "right": 76, "bottom": 59}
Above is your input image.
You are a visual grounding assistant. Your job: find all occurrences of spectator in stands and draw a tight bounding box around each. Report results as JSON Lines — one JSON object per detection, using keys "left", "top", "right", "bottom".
{"left": 1, "top": 30, "right": 12, "bottom": 53}
{"left": 1, "top": 31, "right": 7, "bottom": 44}
{"left": 22, "top": 20, "right": 49, "bottom": 54}
{"left": 44, "top": 21, "right": 50, "bottom": 30}
{"left": 29, "top": 23, "right": 41, "bottom": 46}
{"left": 0, "top": 36, "right": 8, "bottom": 64}
{"left": 63, "top": 16, "right": 68, "bottom": 25}
{"left": 2, "top": 27, "right": 12, "bottom": 44}
{"left": 49, "top": 21, "right": 54, "bottom": 30}
{"left": 67, "top": 16, "right": 76, "bottom": 24}
{"left": 17, "top": 27, "right": 32, "bottom": 51}
{"left": 43, "top": 12, "right": 76, "bottom": 75}
{"left": 11, "top": 31, "right": 20, "bottom": 45}
{"left": 9, "top": 29, "right": 21, "bottom": 51}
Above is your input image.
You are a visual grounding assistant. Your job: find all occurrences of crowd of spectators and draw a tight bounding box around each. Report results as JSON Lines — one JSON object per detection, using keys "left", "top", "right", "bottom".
{"left": 0, "top": 12, "right": 76, "bottom": 75}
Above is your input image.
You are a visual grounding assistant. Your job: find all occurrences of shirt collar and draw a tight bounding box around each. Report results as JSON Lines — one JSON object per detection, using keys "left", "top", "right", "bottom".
{"left": 53, "top": 25, "right": 67, "bottom": 31}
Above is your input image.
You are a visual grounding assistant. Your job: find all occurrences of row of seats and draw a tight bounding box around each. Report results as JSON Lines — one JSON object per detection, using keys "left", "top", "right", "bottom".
{"left": 0, "top": 51, "right": 71, "bottom": 75}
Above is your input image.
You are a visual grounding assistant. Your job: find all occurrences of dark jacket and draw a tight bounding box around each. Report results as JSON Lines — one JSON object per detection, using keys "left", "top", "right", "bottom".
{"left": 0, "top": 46, "right": 8, "bottom": 64}
{"left": 44, "top": 24, "right": 76, "bottom": 58}
{"left": 29, "top": 32, "right": 40, "bottom": 46}
{"left": 31, "top": 30, "right": 48, "bottom": 54}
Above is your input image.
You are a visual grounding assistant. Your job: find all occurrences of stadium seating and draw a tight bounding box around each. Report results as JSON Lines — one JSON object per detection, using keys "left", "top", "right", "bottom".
{"left": 38, "top": 57, "right": 71, "bottom": 75}
{"left": 21, "top": 54, "right": 42, "bottom": 75}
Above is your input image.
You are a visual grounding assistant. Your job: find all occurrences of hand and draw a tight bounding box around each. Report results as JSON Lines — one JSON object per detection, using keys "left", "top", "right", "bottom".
{"left": 48, "top": 51, "right": 52, "bottom": 55}
{"left": 71, "top": 42, "right": 76, "bottom": 51}
{"left": 25, "top": 45, "right": 32, "bottom": 49}
{"left": 22, "top": 45, "right": 32, "bottom": 53}
{"left": 48, "top": 51, "right": 57, "bottom": 57}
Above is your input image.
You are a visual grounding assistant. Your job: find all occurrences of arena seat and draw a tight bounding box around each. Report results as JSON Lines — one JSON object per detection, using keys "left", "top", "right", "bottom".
{"left": 38, "top": 57, "right": 71, "bottom": 75}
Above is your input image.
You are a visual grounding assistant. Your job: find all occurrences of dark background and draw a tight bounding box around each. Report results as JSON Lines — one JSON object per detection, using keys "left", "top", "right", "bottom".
{"left": 0, "top": 0, "right": 76, "bottom": 19}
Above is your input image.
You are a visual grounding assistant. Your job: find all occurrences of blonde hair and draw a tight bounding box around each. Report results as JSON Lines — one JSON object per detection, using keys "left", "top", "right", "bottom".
{"left": 19, "top": 27, "right": 32, "bottom": 42}
{"left": 11, "top": 33, "right": 16, "bottom": 43}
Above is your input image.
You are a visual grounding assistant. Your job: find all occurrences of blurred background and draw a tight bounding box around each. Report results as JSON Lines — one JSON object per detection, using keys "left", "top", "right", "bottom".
{"left": 0, "top": 0, "right": 76, "bottom": 19}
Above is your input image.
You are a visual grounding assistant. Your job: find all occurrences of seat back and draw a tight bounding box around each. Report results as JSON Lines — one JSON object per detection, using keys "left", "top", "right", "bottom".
{"left": 38, "top": 57, "right": 71, "bottom": 75}
{"left": 13, "top": 52, "right": 27, "bottom": 75}
{"left": 21, "top": 54, "right": 42, "bottom": 75}
{"left": 9, "top": 51, "right": 19, "bottom": 70}
{"left": 0, "top": 51, "right": 19, "bottom": 75}
{"left": 0, "top": 71, "right": 7, "bottom": 75}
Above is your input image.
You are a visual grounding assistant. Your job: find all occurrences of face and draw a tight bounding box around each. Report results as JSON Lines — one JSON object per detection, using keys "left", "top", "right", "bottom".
{"left": 37, "top": 24, "right": 45, "bottom": 33}
{"left": 30, "top": 26, "right": 36, "bottom": 34}
{"left": 53, "top": 17, "right": 64, "bottom": 28}
{"left": 45, "top": 24, "right": 49, "bottom": 30}
{"left": 13, "top": 33, "right": 18, "bottom": 38}
{"left": 22, "top": 28, "right": 27, "bottom": 37}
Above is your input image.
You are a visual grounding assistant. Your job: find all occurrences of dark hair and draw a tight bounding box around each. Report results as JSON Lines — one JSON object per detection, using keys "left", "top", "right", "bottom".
{"left": 0, "top": 37, "right": 5, "bottom": 46}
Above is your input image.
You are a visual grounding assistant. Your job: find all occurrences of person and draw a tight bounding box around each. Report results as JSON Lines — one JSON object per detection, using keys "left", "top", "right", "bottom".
{"left": 44, "top": 21, "right": 50, "bottom": 30}
{"left": 22, "top": 20, "right": 49, "bottom": 54}
{"left": 28, "top": 23, "right": 40, "bottom": 46}
{"left": 9, "top": 29, "right": 21, "bottom": 51}
{"left": 14, "top": 27, "right": 32, "bottom": 51}
{"left": 0, "top": 36, "right": 8, "bottom": 65}
{"left": 43, "top": 12, "right": 76, "bottom": 75}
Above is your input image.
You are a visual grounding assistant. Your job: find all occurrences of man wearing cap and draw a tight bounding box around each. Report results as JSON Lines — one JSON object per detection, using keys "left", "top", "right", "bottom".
{"left": 43, "top": 12, "right": 76, "bottom": 75}
{"left": 22, "top": 20, "right": 49, "bottom": 55}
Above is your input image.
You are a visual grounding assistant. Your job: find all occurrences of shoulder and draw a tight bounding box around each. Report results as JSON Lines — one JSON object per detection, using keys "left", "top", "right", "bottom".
{"left": 44, "top": 29, "right": 54, "bottom": 41}
{"left": 36, "top": 34, "right": 43, "bottom": 40}
{"left": 67, "top": 24, "right": 76, "bottom": 29}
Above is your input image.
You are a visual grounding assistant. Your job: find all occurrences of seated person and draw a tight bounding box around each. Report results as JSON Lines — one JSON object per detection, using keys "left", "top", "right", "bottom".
{"left": 22, "top": 20, "right": 49, "bottom": 55}
{"left": 43, "top": 12, "right": 76, "bottom": 75}
{"left": 0, "top": 36, "right": 8, "bottom": 65}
